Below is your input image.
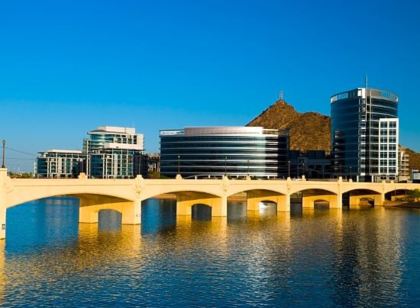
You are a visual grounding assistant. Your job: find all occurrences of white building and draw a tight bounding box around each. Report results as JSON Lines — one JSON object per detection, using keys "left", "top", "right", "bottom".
{"left": 83, "top": 126, "right": 145, "bottom": 178}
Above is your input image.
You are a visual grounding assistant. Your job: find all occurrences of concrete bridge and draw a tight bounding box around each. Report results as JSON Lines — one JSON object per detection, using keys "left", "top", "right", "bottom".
{"left": 1, "top": 168, "right": 419, "bottom": 239}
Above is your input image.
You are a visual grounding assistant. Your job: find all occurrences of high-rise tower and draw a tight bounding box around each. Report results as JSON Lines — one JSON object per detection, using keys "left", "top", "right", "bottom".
{"left": 331, "top": 88, "right": 399, "bottom": 181}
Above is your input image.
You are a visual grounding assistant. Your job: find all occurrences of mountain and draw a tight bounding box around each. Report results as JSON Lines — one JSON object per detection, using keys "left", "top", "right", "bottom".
{"left": 247, "top": 100, "right": 331, "bottom": 152}
{"left": 406, "top": 148, "right": 420, "bottom": 171}
{"left": 247, "top": 99, "right": 420, "bottom": 171}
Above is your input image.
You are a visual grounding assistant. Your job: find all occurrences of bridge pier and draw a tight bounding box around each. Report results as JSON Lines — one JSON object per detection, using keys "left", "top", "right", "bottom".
{"left": 302, "top": 194, "right": 342, "bottom": 209}
{"left": 0, "top": 206, "right": 5, "bottom": 240}
{"left": 176, "top": 193, "right": 227, "bottom": 217}
{"left": 79, "top": 199, "right": 141, "bottom": 225}
{"left": 0, "top": 168, "right": 7, "bottom": 239}
{"left": 246, "top": 191, "right": 290, "bottom": 212}
{"left": 349, "top": 193, "right": 385, "bottom": 208}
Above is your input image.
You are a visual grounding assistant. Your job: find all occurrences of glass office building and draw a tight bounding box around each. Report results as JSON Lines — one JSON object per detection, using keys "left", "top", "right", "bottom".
{"left": 83, "top": 126, "right": 146, "bottom": 178}
{"left": 160, "top": 126, "right": 289, "bottom": 178}
{"left": 331, "top": 88, "right": 399, "bottom": 181}
{"left": 36, "top": 150, "right": 86, "bottom": 178}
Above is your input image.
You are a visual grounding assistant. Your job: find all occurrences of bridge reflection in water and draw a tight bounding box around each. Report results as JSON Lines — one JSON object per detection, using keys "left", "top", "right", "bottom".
{"left": 0, "top": 197, "right": 418, "bottom": 306}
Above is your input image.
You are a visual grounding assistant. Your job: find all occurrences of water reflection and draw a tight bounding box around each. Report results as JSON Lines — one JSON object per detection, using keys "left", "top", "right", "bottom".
{"left": 98, "top": 210, "right": 122, "bottom": 231}
{"left": 6, "top": 198, "right": 79, "bottom": 254}
{"left": 0, "top": 197, "right": 419, "bottom": 306}
{"left": 141, "top": 199, "right": 176, "bottom": 235}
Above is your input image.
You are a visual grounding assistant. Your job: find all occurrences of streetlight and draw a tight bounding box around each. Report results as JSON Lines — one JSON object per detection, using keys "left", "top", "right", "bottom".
{"left": 288, "top": 160, "right": 291, "bottom": 178}
{"left": 247, "top": 159, "right": 250, "bottom": 177}
{"left": 177, "top": 155, "right": 180, "bottom": 175}
{"left": 1, "top": 140, "right": 5, "bottom": 168}
{"left": 302, "top": 161, "right": 305, "bottom": 178}
{"left": 224, "top": 156, "right": 227, "bottom": 176}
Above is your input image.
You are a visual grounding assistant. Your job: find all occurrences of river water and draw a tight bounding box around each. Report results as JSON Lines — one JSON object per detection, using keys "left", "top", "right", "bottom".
{"left": 2, "top": 198, "right": 420, "bottom": 307}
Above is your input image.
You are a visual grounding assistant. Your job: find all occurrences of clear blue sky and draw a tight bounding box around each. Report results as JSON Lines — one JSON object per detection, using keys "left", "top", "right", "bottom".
{"left": 1, "top": 0, "right": 419, "bottom": 171}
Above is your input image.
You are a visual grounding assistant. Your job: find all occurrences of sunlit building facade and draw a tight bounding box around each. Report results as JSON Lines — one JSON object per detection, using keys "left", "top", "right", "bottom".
{"left": 36, "top": 150, "right": 86, "bottom": 178}
{"left": 160, "top": 126, "right": 289, "bottom": 178}
{"left": 83, "top": 126, "right": 146, "bottom": 178}
{"left": 331, "top": 88, "right": 399, "bottom": 181}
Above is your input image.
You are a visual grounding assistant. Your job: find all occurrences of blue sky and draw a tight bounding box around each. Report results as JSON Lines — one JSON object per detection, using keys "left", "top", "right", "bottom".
{"left": 1, "top": 0, "right": 419, "bottom": 171}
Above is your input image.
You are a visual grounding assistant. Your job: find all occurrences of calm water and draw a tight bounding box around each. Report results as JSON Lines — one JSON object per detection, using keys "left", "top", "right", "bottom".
{"left": 2, "top": 198, "right": 420, "bottom": 307}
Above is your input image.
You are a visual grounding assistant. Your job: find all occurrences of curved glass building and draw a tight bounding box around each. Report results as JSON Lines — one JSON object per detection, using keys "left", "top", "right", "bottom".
{"left": 160, "top": 126, "right": 289, "bottom": 178}
{"left": 331, "top": 88, "right": 399, "bottom": 181}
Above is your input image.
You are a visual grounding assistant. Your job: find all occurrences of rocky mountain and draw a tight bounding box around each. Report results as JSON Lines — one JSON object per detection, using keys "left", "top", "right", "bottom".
{"left": 406, "top": 148, "right": 420, "bottom": 171}
{"left": 247, "top": 100, "right": 331, "bottom": 152}
{"left": 247, "top": 99, "right": 420, "bottom": 171}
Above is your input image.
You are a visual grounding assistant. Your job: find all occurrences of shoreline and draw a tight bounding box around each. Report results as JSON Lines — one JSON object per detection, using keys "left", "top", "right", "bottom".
{"left": 384, "top": 202, "right": 420, "bottom": 209}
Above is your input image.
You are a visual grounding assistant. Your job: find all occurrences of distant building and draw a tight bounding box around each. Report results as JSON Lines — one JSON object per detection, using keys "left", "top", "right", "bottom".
{"left": 145, "top": 153, "right": 160, "bottom": 175}
{"left": 160, "top": 126, "right": 289, "bottom": 178}
{"left": 398, "top": 146, "right": 410, "bottom": 182}
{"left": 288, "top": 150, "right": 332, "bottom": 179}
{"left": 412, "top": 170, "right": 420, "bottom": 183}
{"left": 36, "top": 149, "right": 86, "bottom": 178}
{"left": 331, "top": 87, "right": 399, "bottom": 181}
{"left": 83, "top": 126, "right": 146, "bottom": 178}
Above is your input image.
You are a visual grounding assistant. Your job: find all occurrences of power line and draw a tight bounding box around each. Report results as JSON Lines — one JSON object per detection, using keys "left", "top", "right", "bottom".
{"left": 5, "top": 146, "right": 37, "bottom": 157}
{"left": 7, "top": 157, "right": 36, "bottom": 161}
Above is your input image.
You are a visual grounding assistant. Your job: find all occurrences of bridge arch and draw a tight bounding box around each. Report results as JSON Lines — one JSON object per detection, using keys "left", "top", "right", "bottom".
{"left": 290, "top": 188, "right": 339, "bottom": 209}
{"left": 6, "top": 190, "right": 136, "bottom": 209}
{"left": 313, "top": 199, "right": 331, "bottom": 209}
{"left": 140, "top": 189, "right": 223, "bottom": 202}
{"left": 191, "top": 204, "right": 212, "bottom": 220}
{"left": 342, "top": 189, "right": 383, "bottom": 207}
{"left": 384, "top": 189, "right": 411, "bottom": 201}
{"left": 228, "top": 189, "right": 287, "bottom": 212}
{"left": 227, "top": 186, "right": 286, "bottom": 198}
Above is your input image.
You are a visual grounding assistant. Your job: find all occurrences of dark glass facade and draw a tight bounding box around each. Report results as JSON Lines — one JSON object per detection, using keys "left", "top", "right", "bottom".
{"left": 331, "top": 88, "right": 398, "bottom": 181}
{"left": 160, "top": 127, "right": 289, "bottom": 178}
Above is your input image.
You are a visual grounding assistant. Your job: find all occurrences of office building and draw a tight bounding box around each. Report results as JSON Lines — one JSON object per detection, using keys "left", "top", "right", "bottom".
{"left": 398, "top": 146, "right": 410, "bottom": 182}
{"left": 36, "top": 149, "right": 86, "bottom": 178}
{"left": 288, "top": 150, "right": 332, "bottom": 179}
{"left": 331, "top": 87, "right": 399, "bottom": 181}
{"left": 160, "top": 126, "right": 289, "bottom": 178}
{"left": 83, "top": 126, "right": 145, "bottom": 178}
{"left": 412, "top": 170, "right": 420, "bottom": 183}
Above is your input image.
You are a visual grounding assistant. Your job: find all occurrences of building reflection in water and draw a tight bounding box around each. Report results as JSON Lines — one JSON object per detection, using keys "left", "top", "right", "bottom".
{"left": 0, "top": 197, "right": 417, "bottom": 306}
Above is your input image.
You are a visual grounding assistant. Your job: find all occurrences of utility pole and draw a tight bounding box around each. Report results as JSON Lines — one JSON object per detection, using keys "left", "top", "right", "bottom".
{"left": 1, "top": 140, "right": 5, "bottom": 168}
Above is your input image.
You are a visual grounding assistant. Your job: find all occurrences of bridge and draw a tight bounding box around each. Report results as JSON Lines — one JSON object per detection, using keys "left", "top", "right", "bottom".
{"left": 1, "top": 167, "right": 419, "bottom": 239}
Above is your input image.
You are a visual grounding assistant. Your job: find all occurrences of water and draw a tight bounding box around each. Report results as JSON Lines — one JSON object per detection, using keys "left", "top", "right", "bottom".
{"left": 2, "top": 198, "right": 420, "bottom": 306}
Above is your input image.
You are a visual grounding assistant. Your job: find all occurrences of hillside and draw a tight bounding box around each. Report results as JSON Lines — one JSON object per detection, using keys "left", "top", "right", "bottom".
{"left": 247, "top": 100, "right": 331, "bottom": 152}
{"left": 247, "top": 99, "right": 420, "bottom": 171}
{"left": 406, "top": 148, "right": 420, "bottom": 171}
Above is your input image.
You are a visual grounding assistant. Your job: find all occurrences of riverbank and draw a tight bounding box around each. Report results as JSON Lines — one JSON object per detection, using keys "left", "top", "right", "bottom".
{"left": 384, "top": 201, "right": 420, "bottom": 209}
